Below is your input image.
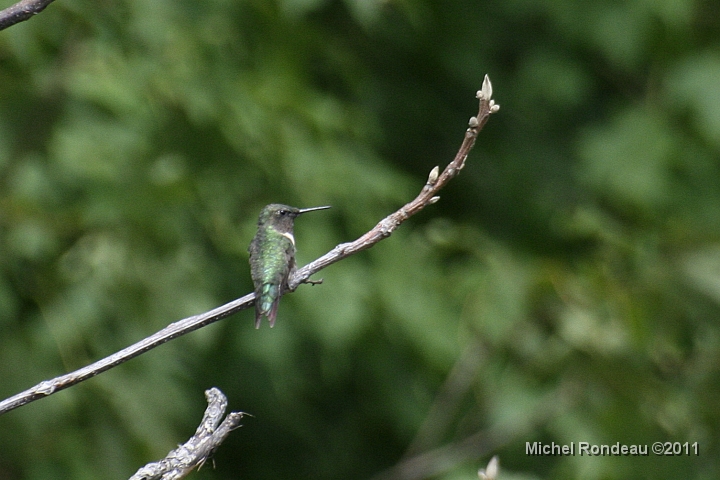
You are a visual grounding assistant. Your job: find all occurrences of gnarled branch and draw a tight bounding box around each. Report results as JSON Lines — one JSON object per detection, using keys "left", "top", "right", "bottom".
{"left": 129, "top": 388, "right": 246, "bottom": 480}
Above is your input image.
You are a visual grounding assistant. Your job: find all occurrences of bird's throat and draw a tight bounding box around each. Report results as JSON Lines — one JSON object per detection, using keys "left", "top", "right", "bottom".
{"left": 280, "top": 231, "right": 295, "bottom": 246}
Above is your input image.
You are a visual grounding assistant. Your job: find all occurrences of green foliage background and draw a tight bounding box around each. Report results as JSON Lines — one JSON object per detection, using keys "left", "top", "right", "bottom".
{"left": 1, "top": 0, "right": 719, "bottom": 479}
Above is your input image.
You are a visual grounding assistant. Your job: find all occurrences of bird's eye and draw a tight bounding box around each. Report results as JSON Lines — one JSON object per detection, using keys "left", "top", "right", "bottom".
{"left": 278, "top": 210, "right": 288, "bottom": 216}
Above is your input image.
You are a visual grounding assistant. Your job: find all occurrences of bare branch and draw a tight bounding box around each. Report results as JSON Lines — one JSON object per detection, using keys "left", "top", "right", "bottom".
{"left": 129, "top": 388, "right": 246, "bottom": 480}
{"left": 289, "top": 75, "right": 499, "bottom": 289}
{"left": 0, "top": 0, "right": 56, "bottom": 31}
{"left": 0, "top": 77, "right": 499, "bottom": 416}
{"left": 0, "top": 294, "right": 254, "bottom": 414}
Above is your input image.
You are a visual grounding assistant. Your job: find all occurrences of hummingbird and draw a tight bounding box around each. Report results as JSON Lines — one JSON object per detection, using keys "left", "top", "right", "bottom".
{"left": 249, "top": 203, "right": 331, "bottom": 328}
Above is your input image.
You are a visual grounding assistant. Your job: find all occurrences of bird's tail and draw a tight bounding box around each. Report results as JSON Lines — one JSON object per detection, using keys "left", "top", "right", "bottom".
{"left": 255, "top": 284, "right": 280, "bottom": 328}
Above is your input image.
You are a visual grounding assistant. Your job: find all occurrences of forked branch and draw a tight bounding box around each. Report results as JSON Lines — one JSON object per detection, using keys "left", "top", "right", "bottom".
{"left": 129, "top": 388, "right": 245, "bottom": 480}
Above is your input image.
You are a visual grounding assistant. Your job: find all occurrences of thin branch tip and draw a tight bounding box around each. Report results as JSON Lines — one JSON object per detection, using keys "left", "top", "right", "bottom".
{"left": 478, "top": 74, "right": 493, "bottom": 100}
{"left": 476, "top": 75, "right": 500, "bottom": 114}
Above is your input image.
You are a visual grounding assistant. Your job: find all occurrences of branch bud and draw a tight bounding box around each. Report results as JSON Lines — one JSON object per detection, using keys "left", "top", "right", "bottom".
{"left": 477, "top": 74, "right": 493, "bottom": 101}
{"left": 478, "top": 456, "right": 499, "bottom": 480}
{"left": 427, "top": 166, "right": 440, "bottom": 185}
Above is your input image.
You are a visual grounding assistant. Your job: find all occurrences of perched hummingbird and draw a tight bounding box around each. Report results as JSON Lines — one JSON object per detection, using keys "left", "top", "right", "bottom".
{"left": 249, "top": 203, "right": 331, "bottom": 328}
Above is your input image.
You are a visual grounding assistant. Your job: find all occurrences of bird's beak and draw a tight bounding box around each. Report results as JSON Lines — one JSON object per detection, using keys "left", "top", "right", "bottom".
{"left": 297, "top": 205, "right": 331, "bottom": 214}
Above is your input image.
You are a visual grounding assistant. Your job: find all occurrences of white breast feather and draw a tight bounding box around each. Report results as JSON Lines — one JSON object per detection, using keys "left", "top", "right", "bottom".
{"left": 281, "top": 231, "right": 295, "bottom": 246}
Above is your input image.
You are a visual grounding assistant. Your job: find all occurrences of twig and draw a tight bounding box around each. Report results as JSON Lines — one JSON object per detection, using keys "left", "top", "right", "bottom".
{"left": 368, "top": 425, "right": 508, "bottom": 480}
{"left": 289, "top": 75, "right": 499, "bottom": 289}
{"left": 0, "top": 0, "right": 56, "bottom": 31}
{"left": 371, "top": 361, "right": 574, "bottom": 480}
{"left": 404, "top": 341, "right": 486, "bottom": 456}
{"left": 129, "top": 388, "right": 246, "bottom": 480}
{"left": 0, "top": 76, "right": 499, "bottom": 416}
